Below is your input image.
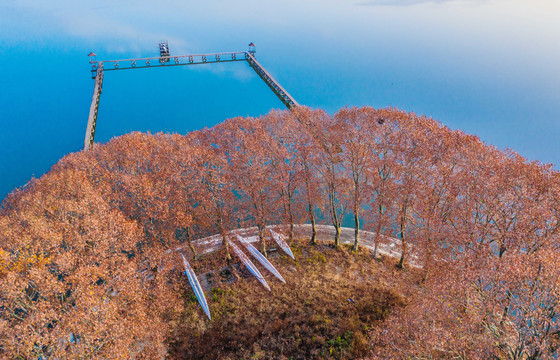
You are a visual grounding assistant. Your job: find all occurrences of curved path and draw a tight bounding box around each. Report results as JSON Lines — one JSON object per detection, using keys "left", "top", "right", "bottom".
{"left": 174, "top": 224, "right": 420, "bottom": 268}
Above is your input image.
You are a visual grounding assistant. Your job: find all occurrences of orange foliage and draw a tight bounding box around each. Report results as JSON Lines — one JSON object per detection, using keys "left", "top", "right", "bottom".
{"left": 1, "top": 106, "right": 560, "bottom": 358}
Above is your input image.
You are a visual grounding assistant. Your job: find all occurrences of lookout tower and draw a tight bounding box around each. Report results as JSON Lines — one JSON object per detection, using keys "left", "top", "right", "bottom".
{"left": 159, "top": 41, "right": 170, "bottom": 63}
{"left": 88, "top": 52, "right": 98, "bottom": 79}
{"left": 248, "top": 42, "right": 256, "bottom": 57}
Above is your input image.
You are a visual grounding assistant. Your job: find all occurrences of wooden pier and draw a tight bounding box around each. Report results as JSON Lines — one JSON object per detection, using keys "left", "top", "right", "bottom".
{"left": 84, "top": 63, "right": 103, "bottom": 151}
{"left": 246, "top": 53, "right": 299, "bottom": 109}
{"left": 84, "top": 45, "right": 299, "bottom": 150}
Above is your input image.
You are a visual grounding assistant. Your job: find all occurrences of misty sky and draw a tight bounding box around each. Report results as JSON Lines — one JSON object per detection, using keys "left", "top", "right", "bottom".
{"left": 0, "top": 0, "right": 559, "bottom": 200}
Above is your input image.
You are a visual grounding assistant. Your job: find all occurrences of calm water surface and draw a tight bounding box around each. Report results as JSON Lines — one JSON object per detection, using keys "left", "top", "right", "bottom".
{"left": 0, "top": 0, "right": 558, "bottom": 200}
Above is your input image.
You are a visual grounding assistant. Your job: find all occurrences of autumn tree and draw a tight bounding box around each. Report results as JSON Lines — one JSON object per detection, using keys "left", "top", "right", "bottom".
{"left": 3, "top": 105, "right": 560, "bottom": 359}
{"left": 307, "top": 109, "right": 350, "bottom": 247}
{"left": 292, "top": 107, "right": 324, "bottom": 245}
{"left": 336, "top": 107, "right": 376, "bottom": 252}
{"left": 262, "top": 110, "right": 305, "bottom": 243}
{"left": 189, "top": 130, "right": 236, "bottom": 260}
{"left": 212, "top": 116, "right": 280, "bottom": 256}
{"left": 362, "top": 108, "right": 398, "bottom": 259}
{"left": 0, "top": 161, "right": 173, "bottom": 358}
{"left": 391, "top": 112, "right": 426, "bottom": 269}
{"left": 410, "top": 120, "right": 459, "bottom": 280}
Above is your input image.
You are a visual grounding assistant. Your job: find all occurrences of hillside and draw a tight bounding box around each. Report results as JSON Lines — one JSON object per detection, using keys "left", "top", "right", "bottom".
{"left": 170, "top": 240, "right": 414, "bottom": 359}
{"left": 1, "top": 106, "right": 560, "bottom": 359}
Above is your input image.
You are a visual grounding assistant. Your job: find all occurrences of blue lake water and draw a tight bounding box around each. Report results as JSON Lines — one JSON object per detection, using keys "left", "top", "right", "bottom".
{"left": 1, "top": 0, "right": 559, "bottom": 201}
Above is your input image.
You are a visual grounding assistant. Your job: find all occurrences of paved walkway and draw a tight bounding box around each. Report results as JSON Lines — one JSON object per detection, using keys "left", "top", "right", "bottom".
{"left": 174, "top": 224, "right": 421, "bottom": 267}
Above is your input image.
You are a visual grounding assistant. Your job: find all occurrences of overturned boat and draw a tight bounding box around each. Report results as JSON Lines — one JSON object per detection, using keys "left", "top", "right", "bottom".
{"left": 181, "top": 254, "right": 212, "bottom": 320}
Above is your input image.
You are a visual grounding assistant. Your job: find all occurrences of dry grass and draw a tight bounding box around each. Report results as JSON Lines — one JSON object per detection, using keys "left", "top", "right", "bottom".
{"left": 166, "top": 238, "right": 420, "bottom": 359}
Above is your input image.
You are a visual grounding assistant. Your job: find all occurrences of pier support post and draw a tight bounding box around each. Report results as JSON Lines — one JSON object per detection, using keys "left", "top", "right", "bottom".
{"left": 84, "top": 62, "right": 104, "bottom": 150}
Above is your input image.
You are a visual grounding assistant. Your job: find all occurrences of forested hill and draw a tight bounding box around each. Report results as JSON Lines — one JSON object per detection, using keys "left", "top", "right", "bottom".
{"left": 1, "top": 107, "right": 560, "bottom": 359}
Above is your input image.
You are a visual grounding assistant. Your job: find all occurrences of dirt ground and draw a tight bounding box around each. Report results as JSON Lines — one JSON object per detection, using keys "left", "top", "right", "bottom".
{"left": 167, "top": 238, "right": 420, "bottom": 359}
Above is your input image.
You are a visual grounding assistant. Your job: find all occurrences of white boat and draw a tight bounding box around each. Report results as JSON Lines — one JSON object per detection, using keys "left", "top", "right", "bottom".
{"left": 181, "top": 254, "right": 212, "bottom": 320}
{"left": 228, "top": 239, "right": 271, "bottom": 291}
{"left": 237, "top": 235, "right": 286, "bottom": 283}
{"left": 269, "top": 229, "right": 295, "bottom": 260}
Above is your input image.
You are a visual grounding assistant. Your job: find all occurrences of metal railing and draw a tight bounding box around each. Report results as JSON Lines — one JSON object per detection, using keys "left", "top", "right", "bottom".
{"left": 85, "top": 49, "right": 300, "bottom": 150}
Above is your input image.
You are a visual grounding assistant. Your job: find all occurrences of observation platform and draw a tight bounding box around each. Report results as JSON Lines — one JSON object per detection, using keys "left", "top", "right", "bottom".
{"left": 85, "top": 44, "right": 299, "bottom": 150}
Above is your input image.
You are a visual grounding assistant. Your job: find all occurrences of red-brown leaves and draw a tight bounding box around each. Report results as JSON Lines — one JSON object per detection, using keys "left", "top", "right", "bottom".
{"left": 1, "top": 106, "right": 559, "bottom": 358}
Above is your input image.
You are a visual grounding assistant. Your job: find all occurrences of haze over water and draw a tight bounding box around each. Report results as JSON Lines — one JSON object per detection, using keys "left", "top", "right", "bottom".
{"left": 1, "top": 0, "right": 558, "bottom": 201}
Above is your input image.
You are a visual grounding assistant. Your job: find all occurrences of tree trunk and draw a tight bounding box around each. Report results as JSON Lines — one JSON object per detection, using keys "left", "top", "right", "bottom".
{"left": 334, "top": 225, "right": 341, "bottom": 248}
{"left": 289, "top": 222, "right": 294, "bottom": 245}
{"left": 397, "top": 238, "right": 407, "bottom": 269}
{"left": 373, "top": 203, "right": 385, "bottom": 260}
{"left": 352, "top": 176, "right": 360, "bottom": 252}
{"left": 186, "top": 227, "right": 198, "bottom": 261}
{"left": 258, "top": 223, "right": 267, "bottom": 257}
{"left": 373, "top": 220, "right": 382, "bottom": 260}
{"left": 222, "top": 233, "right": 231, "bottom": 261}
{"left": 330, "top": 191, "right": 340, "bottom": 248}
{"left": 352, "top": 214, "right": 360, "bottom": 252}
{"left": 287, "top": 194, "right": 294, "bottom": 244}
{"left": 217, "top": 214, "right": 231, "bottom": 261}
{"left": 397, "top": 203, "right": 408, "bottom": 269}
{"left": 309, "top": 202, "right": 317, "bottom": 245}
